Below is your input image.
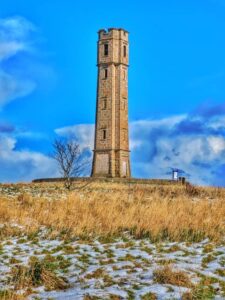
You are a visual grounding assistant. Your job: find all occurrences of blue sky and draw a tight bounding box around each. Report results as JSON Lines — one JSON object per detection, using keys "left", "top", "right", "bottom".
{"left": 0, "top": 0, "right": 225, "bottom": 186}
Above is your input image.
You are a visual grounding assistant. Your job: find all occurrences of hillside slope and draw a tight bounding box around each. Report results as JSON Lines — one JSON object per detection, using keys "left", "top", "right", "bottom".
{"left": 0, "top": 181, "right": 225, "bottom": 299}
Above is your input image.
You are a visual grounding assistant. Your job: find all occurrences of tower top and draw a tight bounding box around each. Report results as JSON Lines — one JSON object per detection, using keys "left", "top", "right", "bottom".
{"left": 98, "top": 28, "right": 129, "bottom": 40}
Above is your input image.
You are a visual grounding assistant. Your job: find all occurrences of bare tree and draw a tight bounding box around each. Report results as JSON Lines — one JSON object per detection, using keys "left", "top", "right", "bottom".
{"left": 52, "top": 139, "right": 90, "bottom": 189}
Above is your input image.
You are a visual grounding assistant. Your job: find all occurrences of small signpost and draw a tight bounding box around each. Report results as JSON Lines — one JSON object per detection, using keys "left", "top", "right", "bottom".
{"left": 171, "top": 168, "right": 186, "bottom": 184}
{"left": 172, "top": 169, "right": 179, "bottom": 181}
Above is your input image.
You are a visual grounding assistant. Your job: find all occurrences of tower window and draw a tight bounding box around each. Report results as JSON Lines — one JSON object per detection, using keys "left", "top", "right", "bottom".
{"left": 104, "top": 68, "right": 108, "bottom": 79}
{"left": 102, "top": 98, "right": 107, "bottom": 109}
{"left": 123, "top": 70, "right": 126, "bottom": 80}
{"left": 123, "top": 45, "right": 126, "bottom": 57}
{"left": 103, "top": 129, "right": 107, "bottom": 140}
{"left": 104, "top": 44, "right": 108, "bottom": 56}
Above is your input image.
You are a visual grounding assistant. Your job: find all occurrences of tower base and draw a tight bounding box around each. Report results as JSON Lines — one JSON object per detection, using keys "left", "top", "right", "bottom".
{"left": 92, "top": 149, "right": 131, "bottom": 178}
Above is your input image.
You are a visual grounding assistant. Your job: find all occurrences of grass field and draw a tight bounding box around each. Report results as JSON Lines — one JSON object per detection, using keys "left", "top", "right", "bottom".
{"left": 0, "top": 181, "right": 225, "bottom": 299}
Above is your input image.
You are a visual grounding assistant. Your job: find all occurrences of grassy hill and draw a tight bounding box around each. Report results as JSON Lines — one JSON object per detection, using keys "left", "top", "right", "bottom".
{"left": 0, "top": 181, "right": 225, "bottom": 299}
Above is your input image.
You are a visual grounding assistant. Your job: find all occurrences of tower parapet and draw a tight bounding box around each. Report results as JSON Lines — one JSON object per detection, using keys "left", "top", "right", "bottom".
{"left": 98, "top": 28, "right": 129, "bottom": 39}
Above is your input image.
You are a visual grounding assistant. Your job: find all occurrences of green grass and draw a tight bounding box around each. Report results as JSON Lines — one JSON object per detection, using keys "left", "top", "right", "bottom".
{"left": 141, "top": 292, "right": 157, "bottom": 300}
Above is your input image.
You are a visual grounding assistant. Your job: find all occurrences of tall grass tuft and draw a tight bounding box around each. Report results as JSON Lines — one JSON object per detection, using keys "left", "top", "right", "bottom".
{"left": 10, "top": 256, "right": 69, "bottom": 291}
{"left": 153, "top": 265, "right": 192, "bottom": 287}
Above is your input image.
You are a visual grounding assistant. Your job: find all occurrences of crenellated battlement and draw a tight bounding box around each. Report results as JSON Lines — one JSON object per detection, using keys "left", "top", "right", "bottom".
{"left": 98, "top": 28, "right": 128, "bottom": 41}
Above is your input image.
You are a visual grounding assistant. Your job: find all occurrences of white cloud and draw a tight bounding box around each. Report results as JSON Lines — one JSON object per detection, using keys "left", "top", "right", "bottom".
{"left": 0, "top": 16, "right": 47, "bottom": 108}
{"left": 131, "top": 115, "right": 186, "bottom": 129}
{"left": 55, "top": 124, "right": 95, "bottom": 150}
{"left": 210, "top": 116, "right": 225, "bottom": 130}
{"left": 0, "top": 135, "right": 58, "bottom": 182}
{"left": 54, "top": 113, "right": 225, "bottom": 186}
{"left": 0, "top": 71, "right": 36, "bottom": 107}
{"left": 0, "top": 16, "right": 36, "bottom": 39}
{"left": 0, "top": 41, "right": 26, "bottom": 61}
{"left": 0, "top": 16, "right": 35, "bottom": 61}
{"left": 130, "top": 115, "right": 186, "bottom": 150}
{"left": 208, "top": 136, "right": 225, "bottom": 154}
{"left": 130, "top": 115, "right": 225, "bottom": 186}
{"left": 0, "top": 136, "right": 16, "bottom": 152}
{"left": 1, "top": 109, "right": 225, "bottom": 184}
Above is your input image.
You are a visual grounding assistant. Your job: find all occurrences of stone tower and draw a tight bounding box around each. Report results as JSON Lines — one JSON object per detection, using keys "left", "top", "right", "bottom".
{"left": 91, "top": 28, "right": 131, "bottom": 178}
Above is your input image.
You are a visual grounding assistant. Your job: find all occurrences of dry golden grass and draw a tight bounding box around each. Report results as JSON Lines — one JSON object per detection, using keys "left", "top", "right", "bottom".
{"left": 2, "top": 255, "right": 70, "bottom": 299}
{"left": 0, "top": 292, "right": 25, "bottom": 300}
{"left": 10, "top": 256, "right": 69, "bottom": 291}
{"left": 153, "top": 265, "right": 192, "bottom": 287}
{"left": 0, "top": 182, "right": 225, "bottom": 242}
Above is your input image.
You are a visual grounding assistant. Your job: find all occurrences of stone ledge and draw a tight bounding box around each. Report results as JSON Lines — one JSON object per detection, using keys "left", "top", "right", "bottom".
{"left": 32, "top": 177, "right": 183, "bottom": 185}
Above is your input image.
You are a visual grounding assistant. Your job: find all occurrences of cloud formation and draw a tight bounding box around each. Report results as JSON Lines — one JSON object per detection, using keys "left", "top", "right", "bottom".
{"left": 1, "top": 102, "right": 224, "bottom": 185}
{"left": 0, "top": 70, "right": 36, "bottom": 107}
{"left": 0, "top": 135, "right": 58, "bottom": 182}
{"left": 55, "top": 103, "right": 225, "bottom": 186}
{"left": 130, "top": 104, "right": 225, "bottom": 186}
{"left": 0, "top": 16, "right": 39, "bottom": 108}
{"left": 0, "top": 120, "right": 58, "bottom": 182}
{"left": 55, "top": 124, "right": 95, "bottom": 150}
{"left": 0, "top": 16, "right": 35, "bottom": 61}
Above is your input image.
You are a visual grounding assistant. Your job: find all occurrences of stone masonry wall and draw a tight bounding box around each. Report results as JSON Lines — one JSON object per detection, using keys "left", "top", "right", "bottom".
{"left": 92, "top": 28, "right": 131, "bottom": 178}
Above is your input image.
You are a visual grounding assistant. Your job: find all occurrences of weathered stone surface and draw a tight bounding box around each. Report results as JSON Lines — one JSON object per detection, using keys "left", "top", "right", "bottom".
{"left": 92, "top": 28, "right": 131, "bottom": 178}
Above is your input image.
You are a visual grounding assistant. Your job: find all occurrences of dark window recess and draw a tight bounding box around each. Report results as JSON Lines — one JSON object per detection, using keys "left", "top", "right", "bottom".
{"left": 104, "top": 69, "right": 108, "bottom": 79}
{"left": 123, "top": 45, "right": 126, "bottom": 57}
{"left": 104, "top": 44, "right": 108, "bottom": 56}
{"left": 103, "top": 129, "right": 107, "bottom": 140}
{"left": 103, "top": 98, "right": 107, "bottom": 109}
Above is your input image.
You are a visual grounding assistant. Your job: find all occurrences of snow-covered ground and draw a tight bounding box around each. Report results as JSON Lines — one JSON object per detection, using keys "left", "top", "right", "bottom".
{"left": 0, "top": 228, "right": 225, "bottom": 299}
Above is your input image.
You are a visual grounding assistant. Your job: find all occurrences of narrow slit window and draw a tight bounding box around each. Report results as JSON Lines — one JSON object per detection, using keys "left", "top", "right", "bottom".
{"left": 123, "top": 45, "right": 126, "bottom": 57}
{"left": 122, "top": 97, "right": 127, "bottom": 110}
{"left": 104, "top": 68, "right": 108, "bottom": 79}
{"left": 103, "top": 98, "right": 107, "bottom": 109}
{"left": 103, "top": 129, "right": 106, "bottom": 140}
{"left": 104, "top": 44, "right": 108, "bottom": 56}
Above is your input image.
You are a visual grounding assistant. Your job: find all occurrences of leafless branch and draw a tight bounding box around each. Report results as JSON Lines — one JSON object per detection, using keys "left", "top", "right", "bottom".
{"left": 52, "top": 139, "right": 90, "bottom": 189}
